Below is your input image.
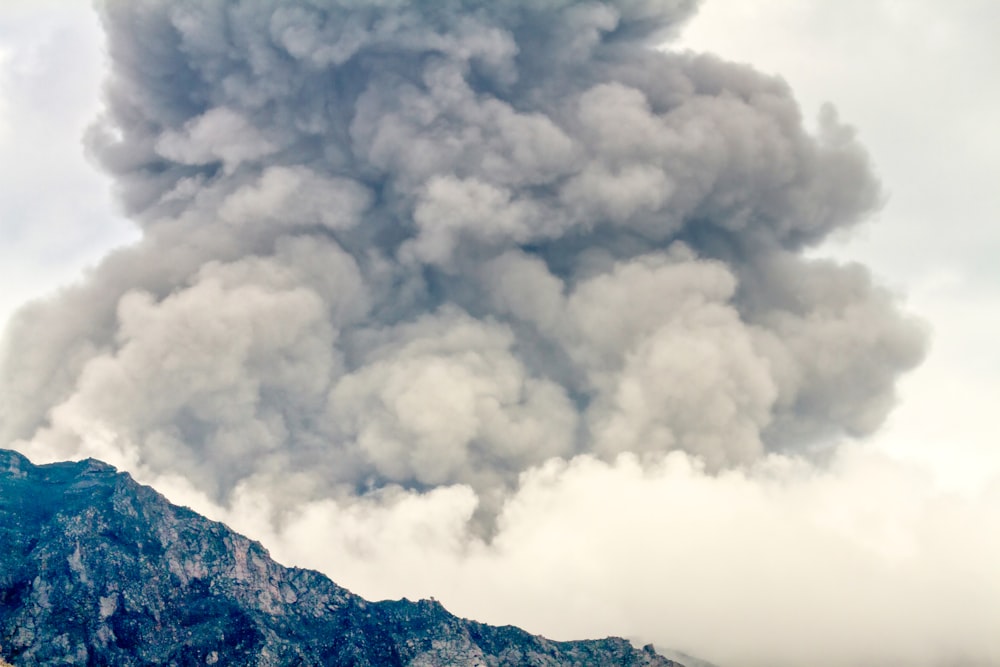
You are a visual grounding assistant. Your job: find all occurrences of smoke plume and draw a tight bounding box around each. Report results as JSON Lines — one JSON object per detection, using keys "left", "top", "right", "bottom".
{"left": 1, "top": 0, "right": 922, "bottom": 499}
{"left": 3, "top": 1, "right": 971, "bottom": 664}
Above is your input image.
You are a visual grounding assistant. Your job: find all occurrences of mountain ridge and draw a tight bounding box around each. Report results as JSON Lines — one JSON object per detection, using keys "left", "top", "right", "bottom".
{"left": 0, "top": 448, "right": 685, "bottom": 666}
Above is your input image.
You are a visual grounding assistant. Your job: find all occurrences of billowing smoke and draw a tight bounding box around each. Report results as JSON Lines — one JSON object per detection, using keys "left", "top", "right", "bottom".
{"left": 1, "top": 0, "right": 922, "bottom": 503}
{"left": 2, "top": 1, "right": 959, "bottom": 663}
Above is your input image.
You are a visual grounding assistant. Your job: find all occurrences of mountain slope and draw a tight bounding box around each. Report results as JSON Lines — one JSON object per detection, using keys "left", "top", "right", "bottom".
{"left": 0, "top": 449, "right": 682, "bottom": 666}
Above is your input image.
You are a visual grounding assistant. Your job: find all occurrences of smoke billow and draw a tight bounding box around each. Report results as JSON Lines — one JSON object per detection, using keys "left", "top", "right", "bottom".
{"left": 1, "top": 1, "right": 960, "bottom": 663}
{"left": 1, "top": 0, "right": 922, "bottom": 497}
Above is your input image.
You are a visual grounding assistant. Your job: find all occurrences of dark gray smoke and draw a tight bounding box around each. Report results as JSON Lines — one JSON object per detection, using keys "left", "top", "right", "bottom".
{"left": 1, "top": 0, "right": 924, "bottom": 524}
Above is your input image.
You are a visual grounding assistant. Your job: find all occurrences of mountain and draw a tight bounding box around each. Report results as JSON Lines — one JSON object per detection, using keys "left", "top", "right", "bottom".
{"left": 0, "top": 449, "right": 684, "bottom": 666}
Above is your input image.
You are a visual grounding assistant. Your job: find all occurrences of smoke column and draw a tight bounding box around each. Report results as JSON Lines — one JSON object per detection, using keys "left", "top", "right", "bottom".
{"left": 1, "top": 0, "right": 923, "bottom": 503}
{"left": 2, "top": 3, "right": 971, "bottom": 664}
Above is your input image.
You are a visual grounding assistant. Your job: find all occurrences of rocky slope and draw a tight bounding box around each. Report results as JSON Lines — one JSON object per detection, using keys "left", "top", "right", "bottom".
{"left": 0, "top": 449, "right": 682, "bottom": 666}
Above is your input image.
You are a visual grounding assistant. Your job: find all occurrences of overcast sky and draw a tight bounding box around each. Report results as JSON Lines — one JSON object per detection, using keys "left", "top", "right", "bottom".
{"left": 1, "top": 2, "right": 998, "bottom": 667}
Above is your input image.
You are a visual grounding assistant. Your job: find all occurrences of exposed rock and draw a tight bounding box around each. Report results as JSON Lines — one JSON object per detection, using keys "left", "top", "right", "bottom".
{"left": 0, "top": 449, "right": 682, "bottom": 666}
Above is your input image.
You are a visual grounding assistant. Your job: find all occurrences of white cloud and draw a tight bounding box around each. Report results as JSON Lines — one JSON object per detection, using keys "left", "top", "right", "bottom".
{"left": 193, "top": 446, "right": 1000, "bottom": 667}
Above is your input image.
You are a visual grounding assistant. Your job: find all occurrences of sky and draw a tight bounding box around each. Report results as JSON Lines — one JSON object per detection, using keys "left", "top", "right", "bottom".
{"left": 0, "top": 2, "right": 998, "bottom": 667}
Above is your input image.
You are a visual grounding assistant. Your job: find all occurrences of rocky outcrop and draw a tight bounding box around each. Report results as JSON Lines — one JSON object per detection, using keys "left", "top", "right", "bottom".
{"left": 0, "top": 449, "right": 681, "bottom": 666}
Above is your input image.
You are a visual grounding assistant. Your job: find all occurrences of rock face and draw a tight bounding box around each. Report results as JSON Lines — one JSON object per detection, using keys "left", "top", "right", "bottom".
{"left": 0, "top": 449, "right": 681, "bottom": 666}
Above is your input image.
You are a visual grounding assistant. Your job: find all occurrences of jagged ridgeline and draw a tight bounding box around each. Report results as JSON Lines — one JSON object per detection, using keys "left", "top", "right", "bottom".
{"left": 0, "top": 449, "right": 685, "bottom": 666}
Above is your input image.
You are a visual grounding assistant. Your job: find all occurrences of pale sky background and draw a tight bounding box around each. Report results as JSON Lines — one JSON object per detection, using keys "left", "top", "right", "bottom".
{"left": 1, "top": 2, "right": 999, "bottom": 666}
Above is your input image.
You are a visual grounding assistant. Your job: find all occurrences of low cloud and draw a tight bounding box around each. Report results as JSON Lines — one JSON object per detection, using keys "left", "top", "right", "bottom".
{"left": 150, "top": 445, "right": 1000, "bottom": 667}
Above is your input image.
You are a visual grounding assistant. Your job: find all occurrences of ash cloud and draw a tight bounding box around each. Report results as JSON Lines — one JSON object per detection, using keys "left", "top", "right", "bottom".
{"left": 2, "top": 0, "right": 925, "bottom": 529}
